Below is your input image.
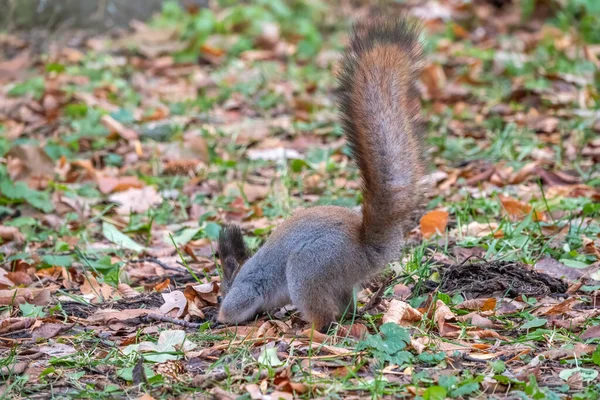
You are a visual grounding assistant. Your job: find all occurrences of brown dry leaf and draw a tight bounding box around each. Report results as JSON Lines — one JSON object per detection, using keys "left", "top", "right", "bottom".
{"left": 137, "top": 394, "right": 156, "bottom": 400}
{"left": 32, "top": 322, "right": 72, "bottom": 340}
{"left": 337, "top": 323, "right": 368, "bottom": 340}
{"left": 109, "top": 186, "right": 163, "bottom": 215}
{"left": 580, "top": 325, "right": 600, "bottom": 340}
{"left": 86, "top": 309, "right": 151, "bottom": 324}
{"left": 80, "top": 274, "right": 113, "bottom": 303}
{"left": 0, "top": 317, "right": 35, "bottom": 334}
{"left": 0, "top": 269, "right": 15, "bottom": 288}
{"left": 270, "top": 391, "right": 293, "bottom": 400}
{"left": 245, "top": 384, "right": 262, "bottom": 400}
{"left": 6, "top": 144, "right": 55, "bottom": 185}
{"left": 452, "top": 221, "right": 503, "bottom": 238}
{"left": 0, "top": 50, "right": 30, "bottom": 83}
{"left": 455, "top": 298, "right": 497, "bottom": 311}
{"left": 191, "top": 282, "right": 220, "bottom": 305}
{"left": 420, "top": 210, "right": 449, "bottom": 239}
{"left": 465, "top": 329, "right": 506, "bottom": 340}
{"left": 159, "top": 291, "right": 187, "bottom": 318}
{"left": 154, "top": 279, "right": 171, "bottom": 292}
{"left": 434, "top": 300, "right": 461, "bottom": 338}
{"left": 583, "top": 236, "right": 600, "bottom": 260}
{"left": 530, "top": 116, "right": 559, "bottom": 133}
{"left": 223, "top": 182, "right": 270, "bottom": 203}
{"left": 96, "top": 175, "right": 144, "bottom": 195}
{"left": 470, "top": 314, "right": 496, "bottom": 329}
{"left": 0, "top": 226, "right": 24, "bottom": 243}
{"left": 499, "top": 195, "right": 545, "bottom": 222}
{"left": 6, "top": 271, "right": 33, "bottom": 286}
{"left": 543, "top": 297, "right": 579, "bottom": 315}
{"left": 411, "top": 339, "right": 426, "bottom": 354}
{"left": 117, "top": 284, "right": 139, "bottom": 298}
{"left": 256, "top": 320, "right": 291, "bottom": 338}
{"left": 383, "top": 299, "right": 423, "bottom": 326}
{"left": 392, "top": 283, "right": 412, "bottom": 300}
{"left": 534, "top": 257, "right": 585, "bottom": 282}
{"left": 100, "top": 114, "right": 139, "bottom": 141}
{"left": 0, "top": 288, "right": 35, "bottom": 305}
{"left": 420, "top": 63, "right": 447, "bottom": 98}
{"left": 300, "top": 328, "right": 332, "bottom": 344}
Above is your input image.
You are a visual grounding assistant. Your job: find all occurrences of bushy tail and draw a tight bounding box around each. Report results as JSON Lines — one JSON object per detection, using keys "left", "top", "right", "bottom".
{"left": 338, "top": 16, "right": 426, "bottom": 257}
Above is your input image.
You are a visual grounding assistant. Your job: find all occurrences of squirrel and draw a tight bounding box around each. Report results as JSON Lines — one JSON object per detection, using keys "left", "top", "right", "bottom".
{"left": 216, "top": 15, "right": 426, "bottom": 331}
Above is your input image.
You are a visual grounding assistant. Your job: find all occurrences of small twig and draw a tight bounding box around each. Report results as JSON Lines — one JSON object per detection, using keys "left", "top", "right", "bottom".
{"left": 129, "top": 257, "right": 187, "bottom": 272}
{"left": 145, "top": 313, "right": 204, "bottom": 329}
{"left": 461, "top": 353, "right": 490, "bottom": 363}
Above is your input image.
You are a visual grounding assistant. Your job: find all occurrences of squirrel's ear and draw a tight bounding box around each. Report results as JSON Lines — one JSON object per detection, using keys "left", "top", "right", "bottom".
{"left": 218, "top": 224, "right": 251, "bottom": 284}
{"left": 218, "top": 224, "right": 251, "bottom": 265}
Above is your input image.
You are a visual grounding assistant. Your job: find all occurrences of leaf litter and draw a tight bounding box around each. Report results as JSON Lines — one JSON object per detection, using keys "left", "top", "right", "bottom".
{"left": 0, "top": 0, "right": 599, "bottom": 398}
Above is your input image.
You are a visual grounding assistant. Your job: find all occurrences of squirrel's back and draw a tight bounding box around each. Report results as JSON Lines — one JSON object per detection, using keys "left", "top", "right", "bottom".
{"left": 338, "top": 16, "right": 425, "bottom": 261}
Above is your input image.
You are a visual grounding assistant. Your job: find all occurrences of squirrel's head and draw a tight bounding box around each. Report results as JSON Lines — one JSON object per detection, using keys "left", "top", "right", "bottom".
{"left": 217, "top": 283, "right": 262, "bottom": 324}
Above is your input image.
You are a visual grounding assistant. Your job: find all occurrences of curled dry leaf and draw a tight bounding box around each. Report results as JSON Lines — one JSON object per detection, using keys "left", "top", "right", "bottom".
{"left": 96, "top": 175, "right": 144, "bottom": 195}
{"left": 190, "top": 281, "right": 220, "bottom": 305}
{"left": 455, "top": 298, "right": 497, "bottom": 311}
{"left": 117, "top": 283, "right": 139, "bottom": 298}
{"left": 159, "top": 291, "right": 187, "bottom": 318}
{"left": 337, "top": 323, "right": 368, "bottom": 340}
{"left": 300, "top": 328, "right": 332, "bottom": 344}
{"left": 451, "top": 221, "right": 503, "bottom": 238}
{"left": 541, "top": 297, "right": 578, "bottom": 315}
{"left": 0, "top": 288, "right": 38, "bottom": 305}
{"left": 109, "top": 186, "right": 163, "bottom": 215}
{"left": 582, "top": 236, "right": 600, "bottom": 260}
{"left": 154, "top": 279, "right": 171, "bottom": 292}
{"left": 80, "top": 274, "right": 114, "bottom": 303}
{"left": 0, "top": 226, "right": 25, "bottom": 243}
{"left": 256, "top": 320, "right": 292, "bottom": 338}
{"left": 6, "top": 271, "right": 33, "bottom": 286}
{"left": 499, "top": 195, "right": 546, "bottom": 222}
{"left": 0, "top": 270, "right": 15, "bottom": 288}
{"left": 434, "top": 300, "right": 461, "bottom": 338}
{"left": 392, "top": 283, "right": 412, "bottom": 300}
{"left": 5, "top": 144, "right": 55, "bottom": 184}
{"left": 100, "top": 114, "right": 139, "bottom": 141}
{"left": 382, "top": 299, "right": 423, "bottom": 326}
{"left": 469, "top": 314, "right": 497, "bottom": 329}
{"left": 456, "top": 310, "right": 494, "bottom": 323}
{"left": 420, "top": 210, "right": 449, "bottom": 239}
{"left": 580, "top": 325, "right": 600, "bottom": 340}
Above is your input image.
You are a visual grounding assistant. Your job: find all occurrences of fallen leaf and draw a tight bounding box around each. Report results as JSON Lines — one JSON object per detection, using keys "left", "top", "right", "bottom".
{"left": 32, "top": 322, "right": 72, "bottom": 340}
{"left": 101, "top": 115, "right": 139, "bottom": 141}
{"left": 580, "top": 325, "right": 600, "bottom": 340}
{"left": 159, "top": 291, "right": 187, "bottom": 318}
{"left": 6, "top": 144, "right": 55, "bottom": 185}
{"left": 383, "top": 299, "right": 423, "bottom": 326}
{"left": 80, "top": 274, "right": 113, "bottom": 303}
{"left": 434, "top": 300, "right": 460, "bottom": 338}
{"left": 109, "top": 186, "right": 163, "bottom": 215}
{"left": 0, "top": 226, "right": 25, "bottom": 243}
{"left": 499, "top": 196, "right": 545, "bottom": 221}
{"left": 455, "top": 298, "right": 497, "bottom": 311}
{"left": 420, "top": 210, "right": 449, "bottom": 239}
{"left": 96, "top": 175, "right": 144, "bottom": 194}
{"left": 117, "top": 283, "right": 140, "bottom": 298}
